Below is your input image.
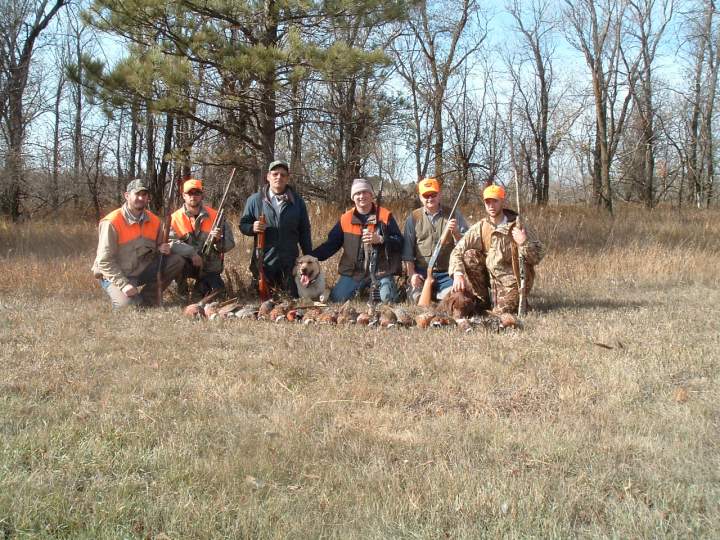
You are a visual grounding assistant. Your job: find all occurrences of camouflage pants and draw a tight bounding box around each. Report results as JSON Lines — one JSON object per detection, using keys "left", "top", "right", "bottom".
{"left": 462, "top": 249, "right": 526, "bottom": 315}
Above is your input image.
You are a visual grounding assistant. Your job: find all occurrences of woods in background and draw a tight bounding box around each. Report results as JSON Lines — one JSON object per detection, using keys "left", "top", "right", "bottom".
{"left": 1, "top": 0, "right": 718, "bottom": 220}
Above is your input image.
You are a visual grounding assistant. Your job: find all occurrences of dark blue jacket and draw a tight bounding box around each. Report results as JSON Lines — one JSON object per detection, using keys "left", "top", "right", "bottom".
{"left": 239, "top": 185, "right": 312, "bottom": 276}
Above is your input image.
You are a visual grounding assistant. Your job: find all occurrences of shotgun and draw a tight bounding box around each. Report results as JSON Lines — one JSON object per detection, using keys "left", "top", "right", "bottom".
{"left": 156, "top": 177, "right": 177, "bottom": 306}
{"left": 418, "top": 178, "right": 467, "bottom": 307}
{"left": 201, "top": 167, "right": 236, "bottom": 259}
{"left": 513, "top": 169, "right": 527, "bottom": 317}
{"left": 364, "top": 176, "right": 385, "bottom": 305}
{"left": 256, "top": 212, "right": 270, "bottom": 300}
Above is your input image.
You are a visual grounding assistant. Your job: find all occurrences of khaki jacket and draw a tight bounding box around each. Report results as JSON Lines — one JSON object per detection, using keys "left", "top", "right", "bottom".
{"left": 91, "top": 205, "right": 161, "bottom": 289}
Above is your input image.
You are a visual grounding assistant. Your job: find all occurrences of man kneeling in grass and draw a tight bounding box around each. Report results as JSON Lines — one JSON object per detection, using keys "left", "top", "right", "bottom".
{"left": 92, "top": 179, "right": 184, "bottom": 308}
{"left": 449, "top": 184, "right": 545, "bottom": 314}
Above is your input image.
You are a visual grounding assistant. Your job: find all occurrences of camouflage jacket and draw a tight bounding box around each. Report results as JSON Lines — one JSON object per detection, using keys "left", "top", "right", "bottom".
{"left": 448, "top": 209, "right": 544, "bottom": 290}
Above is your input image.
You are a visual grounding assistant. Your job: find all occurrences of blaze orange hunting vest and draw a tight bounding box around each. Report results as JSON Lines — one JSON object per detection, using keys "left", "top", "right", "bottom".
{"left": 171, "top": 206, "right": 218, "bottom": 238}
{"left": 337, "top": 206, "right": 400, "bottom": 278}
{"left": 102, "top": 208, "right": 160, "bottom": 244}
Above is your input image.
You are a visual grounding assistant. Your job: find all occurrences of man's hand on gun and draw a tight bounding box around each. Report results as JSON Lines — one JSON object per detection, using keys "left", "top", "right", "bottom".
{"left": 158, "top": 242, "right": 171, "bottom": 255}
{"left": 208, "top": 226, "right": 222, "bottom": 243}
{"left": 253, "top": 220, "right": 266, "bottom": 233}
{"left": 410, "top": 273, "right": 425, "bottom": 289}
{"left": 511, "top": 226, "right": 527, "bottom": 246}
{"left": 191, "top": 254, "right": 204, "bottom": 268}
{"left": 447, "top": 218, "right": 461, "bottom": 241}
{"left": 452, "top": 272, "right": 466, "bottom": 292}
{"left": 362, "top": 229, "right": 383, "bottom": 245}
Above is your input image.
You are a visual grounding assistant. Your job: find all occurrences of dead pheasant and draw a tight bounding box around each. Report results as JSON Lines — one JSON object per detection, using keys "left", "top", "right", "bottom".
{"left": 415, "top": 311, "right": 436, "bottom": 329}
{"left": 257, "top": 299, "right": 276, "bottom": 320}
{"left": 356, "top": 311, "right": 371, "bottom": 325}
{"left": 217, "top": 298, "right": 242, "bottom": 319}
{"left": 499, "top": 313, "right": 519, "bottom": 328}
{"left": 430, "top": 312, "right": 455, "bottom": 328}
{"left": 393, "top": 307, "right": 415, "bottom": 328}
{"left": 182, "top": 290, "right": 222, "bottom": 319}
{"left": 235, "top": 305, "right": 259, "bottom": 320}
{"left": 378, "top": 306, "right": 397, "bottom": 328}
{"left": 269, "top": 301, "right": 294, "bottom": 322}
{"left": 337, "top": 301, "right": 358, "bottom": 324}
{"left": 301, "top": 307, "right": 323, "bottom": 324}
{"left": 204, "top": 302, "right": 221, "bottom": 319}
{"left": 318, "top": 308, "right": 339, "bottom": 325}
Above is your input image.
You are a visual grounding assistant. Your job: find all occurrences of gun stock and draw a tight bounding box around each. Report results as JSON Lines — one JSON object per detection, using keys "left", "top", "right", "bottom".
{"left": 417, "top": 178, "right": 467, "bottom": 307}
{"left": 156, "top": 178, "right": 176, "bottom": 307}
{"left": 513, "top": 169, "right": 527, "bottom": 317}
{"left": 256, "top": 213, "right": 270, "bottom": 300}
{"left": 417, "top": 226, "right": 454, "bottom": 306}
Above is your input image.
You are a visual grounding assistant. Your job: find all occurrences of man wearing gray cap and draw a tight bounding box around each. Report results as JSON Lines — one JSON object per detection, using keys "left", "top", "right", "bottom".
{"left": 91, "top": 179, "right": 184, "bottom": 308}
{"left": 239, "top": 160, "right": 312, "bottom": 297}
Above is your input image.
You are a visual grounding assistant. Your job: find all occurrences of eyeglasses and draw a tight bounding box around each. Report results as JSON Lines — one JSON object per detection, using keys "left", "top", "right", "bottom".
{"left": 422, "top": 192, "right": 439, "bottom": 199}
{"left": 186, "top": 190, "right": 203, "bottom": 196}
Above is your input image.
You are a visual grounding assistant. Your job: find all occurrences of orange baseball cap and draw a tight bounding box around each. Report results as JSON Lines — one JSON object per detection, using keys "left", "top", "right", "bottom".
{"left": 183, "top": 179, "right": 203, "bottom": 193}
{"left": 483, "top": 184, "right": 505, "bottom": 200}
{"left": 418, "top": 177, "right": 440, "bottom": 196}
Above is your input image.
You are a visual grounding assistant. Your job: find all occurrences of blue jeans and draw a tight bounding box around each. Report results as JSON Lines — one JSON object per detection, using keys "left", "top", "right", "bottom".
{"left": 330, "top": 275, "right": 398, "bottom": 303}
{"left": 408, "top": 266, "right": 453, "bottom": 303}
{"left": 181, "top": 263, "right": 226, "bottom": 296}
{"left": 99, "top": 253, "right": 184, "bottom": 308}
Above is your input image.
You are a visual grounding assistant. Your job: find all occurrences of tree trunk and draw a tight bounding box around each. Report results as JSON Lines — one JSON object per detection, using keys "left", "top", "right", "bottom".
{"left": 146, "top": 109, "right": 158, "bottom": 209}
{"left": 51, "top": 73, "right": 64, "bottom": 213}
{"left": 157, "top": 113, "right": 174, "bottom": 208}
{"left": 129, "top": 100, "right": 139, "bottom": 179}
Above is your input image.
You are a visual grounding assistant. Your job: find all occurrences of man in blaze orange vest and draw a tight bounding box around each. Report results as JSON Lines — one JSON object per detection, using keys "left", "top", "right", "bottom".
{"left": 92, "top": 179, "right": 184, "bottom": 308}
{"left": 311, "top": 178, "right": 403, "bottom": 303}
{"left": 169, "top": 179, "right": 235, "bottom": 297}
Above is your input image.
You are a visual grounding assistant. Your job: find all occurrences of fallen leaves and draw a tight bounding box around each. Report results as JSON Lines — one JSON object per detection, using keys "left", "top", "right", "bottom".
{"left": 673, "top": 387, "right": 689, "bottom": 403}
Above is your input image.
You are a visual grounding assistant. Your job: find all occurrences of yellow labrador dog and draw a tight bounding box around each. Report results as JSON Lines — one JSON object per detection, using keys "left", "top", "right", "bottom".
{"left": 293, "top": 255, "right": 330, "bottom": 302}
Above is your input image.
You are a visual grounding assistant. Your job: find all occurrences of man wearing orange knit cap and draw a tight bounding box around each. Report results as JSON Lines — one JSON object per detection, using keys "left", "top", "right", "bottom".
{"left": 448, "top": 183, "right": 544, "bottom": 314}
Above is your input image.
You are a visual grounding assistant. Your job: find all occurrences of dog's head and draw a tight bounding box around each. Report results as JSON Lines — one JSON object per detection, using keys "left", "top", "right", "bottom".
{"left": 438, "top": 289, "right": 483, "bottom": 319}
{"left": 293, "top": 255, "right": 321, "bottom": 288}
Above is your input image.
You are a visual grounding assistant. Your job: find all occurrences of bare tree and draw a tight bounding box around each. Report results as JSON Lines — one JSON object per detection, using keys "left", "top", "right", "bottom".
{"left": 620, "top": 0, "right": 674, "bottom": 208}
{"left": 392, "top": 0, "right": 486, "bottom": 177}
{"left": 564, "top": 0, "right": 638, "bottom": 212}
{"left": 506, "top": 0, "right": 582, "bottom": 205}
{"left": 0, "top": 0, "right": 67, "bottom": 219}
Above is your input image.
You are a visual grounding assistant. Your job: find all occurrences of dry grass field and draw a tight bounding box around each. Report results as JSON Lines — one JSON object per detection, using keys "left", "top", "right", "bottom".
{"left": 1, "top": 204, "right": 719, "bottom": 538}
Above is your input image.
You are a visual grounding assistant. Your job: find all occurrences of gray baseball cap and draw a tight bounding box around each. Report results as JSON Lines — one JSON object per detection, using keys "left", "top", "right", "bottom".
{"left": 268, "top": 160, "right": 289, "bottom": 172}
{"left": 126, "top": 179, "right": 150, "bottom": 193}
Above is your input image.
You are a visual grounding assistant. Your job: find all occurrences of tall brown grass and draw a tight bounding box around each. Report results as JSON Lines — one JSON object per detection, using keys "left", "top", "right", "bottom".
{"left": 0, "top": 205, "right": 718, "bottom": 537}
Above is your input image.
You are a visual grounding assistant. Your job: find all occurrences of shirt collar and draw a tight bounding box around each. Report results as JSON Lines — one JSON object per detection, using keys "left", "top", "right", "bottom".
{"left": 183, "top": 204, "right": 208, "bottom": 218}
{"left": 122, "top": 204, "right": 149, "bottom": 225}
{"left": 266, "top": 186, "right": 294, "bottom": 204}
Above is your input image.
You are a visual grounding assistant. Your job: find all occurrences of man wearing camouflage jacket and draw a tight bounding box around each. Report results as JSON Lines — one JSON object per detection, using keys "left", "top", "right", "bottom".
{"left": 449, "top": 184, "right": 545, "bottom": 314}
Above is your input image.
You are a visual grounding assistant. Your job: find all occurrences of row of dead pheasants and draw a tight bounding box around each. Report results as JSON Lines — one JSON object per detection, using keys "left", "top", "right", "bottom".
{"left": 183, "top": 295, "right": 520, "bottom": 332}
